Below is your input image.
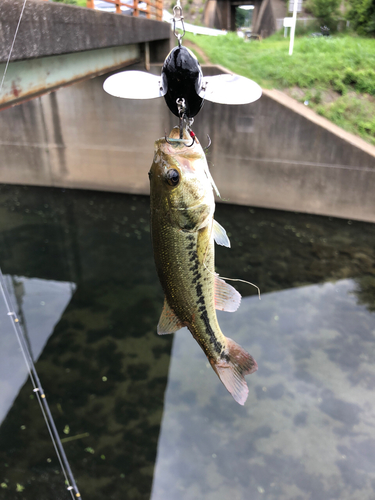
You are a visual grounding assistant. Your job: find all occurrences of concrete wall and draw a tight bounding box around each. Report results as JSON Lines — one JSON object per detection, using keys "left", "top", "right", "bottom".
{"left": 0, "top": 0, "right": 170, "bottom": 63}
{"left": 0, "top": 64, "right": 374, "bottom": 222}
{"left": 0, "top": 0, "right": 171, "bottom": 108}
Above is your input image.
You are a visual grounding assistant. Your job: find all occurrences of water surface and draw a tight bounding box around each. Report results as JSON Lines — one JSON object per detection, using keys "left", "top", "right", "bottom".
{"left": 0, "top": 185, "right": 375, "bottom": 500}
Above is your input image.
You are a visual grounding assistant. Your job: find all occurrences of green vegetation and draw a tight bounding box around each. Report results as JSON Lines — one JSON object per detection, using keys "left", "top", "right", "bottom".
{"left": 52, "top": 0, "right": 87, "bottom": 6}
{"left": 305, "top": 0, "right": 341, "bottom": 31}
{"left": 185, "top": 32, "right": 375, "bottom": 144}
{"left": 347, "top": 0, "right": 375, "bottom": 36}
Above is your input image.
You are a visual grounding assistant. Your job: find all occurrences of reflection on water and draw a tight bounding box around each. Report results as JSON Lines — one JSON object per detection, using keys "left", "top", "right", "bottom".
{"left": 0, "top": 276, "right": 75, "bottom": 424}
{"left": 0, "top": 185, "right": 375, "bottom": 499}
{"left": 152, "top": 280, "right": 375, "bottom": 500}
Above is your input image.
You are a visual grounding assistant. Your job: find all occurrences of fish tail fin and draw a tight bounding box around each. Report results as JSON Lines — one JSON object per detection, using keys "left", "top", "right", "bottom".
{"left": 210, "top": 337, "right": 257, "bottom": 406}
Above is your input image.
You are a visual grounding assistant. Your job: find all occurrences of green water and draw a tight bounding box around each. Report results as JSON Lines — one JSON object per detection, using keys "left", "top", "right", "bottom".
{"left": 0, "top": 185, "right": 375, "bottom": 500}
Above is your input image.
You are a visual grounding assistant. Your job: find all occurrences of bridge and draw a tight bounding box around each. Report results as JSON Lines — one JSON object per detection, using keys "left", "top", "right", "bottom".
{"left": 0, "top": 0, "right": 170, "bottom": 109}
{"left": 204, "top": 0, "right": 286, "bottom": 37}
{"left": 0, "top": 0, "right": 374, "bottom": 223}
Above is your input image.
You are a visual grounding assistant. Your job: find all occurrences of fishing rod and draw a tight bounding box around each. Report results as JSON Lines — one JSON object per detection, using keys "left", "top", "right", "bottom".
{"left": 0, "top": 1, "right": 81, "bottom": 497}
{"left": 0, "top": 270, "right": 81, "bottom": 499}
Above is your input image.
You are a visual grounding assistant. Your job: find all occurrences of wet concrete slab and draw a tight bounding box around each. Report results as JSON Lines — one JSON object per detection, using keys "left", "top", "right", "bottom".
{"left": 151, "top": 279, "right": 375, "bottom": 500}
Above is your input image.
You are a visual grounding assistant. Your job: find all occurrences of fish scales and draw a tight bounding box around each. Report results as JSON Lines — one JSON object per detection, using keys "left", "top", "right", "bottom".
{"left": 149, "top": 127, "right": 257, "bottom": 405}
{"left": 153, "top": 216, "right": 224, "bottom": 357}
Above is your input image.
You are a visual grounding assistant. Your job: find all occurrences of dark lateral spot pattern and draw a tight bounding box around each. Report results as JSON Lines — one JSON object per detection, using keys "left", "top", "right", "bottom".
{"left": 220, "top": 351, "right": 230, "bottom": 363}
{"left": 192, "top": 273, "right": 201, "bottom": 284}
{"left": 186, "top": 236, "right": 222, "bottom": 354}
{"left": 180, "top": 209, "right": 197, "bottom": 231}
{"left": 200, "top": 308, "right": 222, "bottom": 353}
{"left": 189, "top": 261, "right": 199, "bottom": 272}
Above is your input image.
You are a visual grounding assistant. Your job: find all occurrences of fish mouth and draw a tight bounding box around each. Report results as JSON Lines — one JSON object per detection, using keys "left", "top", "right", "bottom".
{"left": 165, "top": 137, "right": 194, "bottom": 146}
{"left": 161, "top": 139, "right": 201, "bottom": 158}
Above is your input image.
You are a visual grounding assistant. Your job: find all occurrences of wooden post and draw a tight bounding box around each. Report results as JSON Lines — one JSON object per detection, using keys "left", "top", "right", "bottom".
{"left": 133, "top": 0, "right": 139, "bottom": 17}
{"left": 116, "top": 1, "right": 121, "bottom": 13}
{"left": 86, "top": 0, "right": 94, "bottom": 8}
{"left": 157, "top": 0, "right": 163, "bottom": 20}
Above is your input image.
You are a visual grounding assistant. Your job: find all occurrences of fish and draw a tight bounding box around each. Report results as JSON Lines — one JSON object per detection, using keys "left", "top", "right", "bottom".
{"left": 149, "top": 127, "right": 257, "bottom": 405}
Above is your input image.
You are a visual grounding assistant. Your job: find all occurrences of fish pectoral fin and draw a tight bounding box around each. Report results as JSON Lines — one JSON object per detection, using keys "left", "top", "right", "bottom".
{"left": 210, "top": 337, "right": 258, "bottom": 406}
{"left": 157, "top": 298, "right": 184, "bottom": 335}
{"left": 214, "top": 275, "right": 241, "bottom": 312}
{"left": 213, "top": 220, "right": 231, "bottom": 248}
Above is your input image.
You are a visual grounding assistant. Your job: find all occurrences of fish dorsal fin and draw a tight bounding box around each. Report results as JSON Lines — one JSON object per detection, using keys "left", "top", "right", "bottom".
{"left": 213, "top": 220, "right": 231, "bottom": 248}
{"left": 157, "top": 298, "right": 184, "bottom": 335}
{"left": 214, "top": 275, "right": 241, "bottom": 312}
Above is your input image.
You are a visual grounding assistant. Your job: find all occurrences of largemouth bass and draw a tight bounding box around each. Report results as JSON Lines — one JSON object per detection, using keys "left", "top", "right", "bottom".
{"left": 149, "top": 127, "right": 257, "bottom": 405}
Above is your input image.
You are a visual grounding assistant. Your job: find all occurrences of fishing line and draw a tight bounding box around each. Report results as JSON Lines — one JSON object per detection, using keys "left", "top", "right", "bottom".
{"left": 215, "top": 273, "right": 261, "bottom": 299}
{"left": 0, "top": 2, "right": 81, "bottom": 496}
{"left": 0, "top": 0, "right": 28, "bottom": 92}
{"left": 0, "top": 273, "right": 82, "bottom": 500}
{"left": 202, "top": 222, "right": 261, "bottom": 300}
{"left": 203, "top": 262, "right": 261, "bottom": 300}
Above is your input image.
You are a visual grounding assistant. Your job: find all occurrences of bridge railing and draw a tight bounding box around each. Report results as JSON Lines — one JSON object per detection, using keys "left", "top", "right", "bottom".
{"left": 86, "top": 0, "right": 163, "bottom": 21}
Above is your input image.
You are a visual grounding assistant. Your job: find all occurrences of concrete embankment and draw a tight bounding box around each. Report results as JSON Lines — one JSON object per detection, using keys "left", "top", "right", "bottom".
{"left": 0, "top": 64, "right": 374, "bottom": 222}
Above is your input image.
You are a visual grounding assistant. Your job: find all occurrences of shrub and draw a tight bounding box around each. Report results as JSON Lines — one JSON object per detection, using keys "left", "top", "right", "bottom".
{"left": 347, "top": 0, "right": 375, "bottom": 36}
{"left": 305, "top": 0, "right": 341, "bottom": 31}
{"left": 343, "top": 68, "right": 375, "bottom": 96}
{"left": 358, "top": 120, "right": 375, "bottom": 135}
{"left": 52, "top": 0, "right": 79, "bottom": 4}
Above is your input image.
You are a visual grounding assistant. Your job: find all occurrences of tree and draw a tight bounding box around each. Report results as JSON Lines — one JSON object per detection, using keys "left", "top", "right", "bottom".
{"left": 305, "top": 0, "right": 341, "bottom": 31}
{"left": 347, "top": 0, "right": 375, "bottom": 36}
{"left": 235, "top": 7, "right": 251, "bottom": 29}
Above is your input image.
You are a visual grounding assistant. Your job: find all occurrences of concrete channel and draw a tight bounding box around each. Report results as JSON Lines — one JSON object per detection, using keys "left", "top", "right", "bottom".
{"left": 0, "top": 63, "right": 374, "bottom": 222}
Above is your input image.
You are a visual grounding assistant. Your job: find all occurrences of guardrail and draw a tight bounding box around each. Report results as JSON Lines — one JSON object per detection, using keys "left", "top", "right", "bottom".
{"left": 86, "top": 0, "right": 163, "bottom": 20}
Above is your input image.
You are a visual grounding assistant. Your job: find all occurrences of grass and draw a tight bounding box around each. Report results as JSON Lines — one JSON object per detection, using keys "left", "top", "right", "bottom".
{"left": 185, "top": 32, "right": 375, "bottom": 145}
{"left": 52, "top": 0, "right": 88, "bottom": 6}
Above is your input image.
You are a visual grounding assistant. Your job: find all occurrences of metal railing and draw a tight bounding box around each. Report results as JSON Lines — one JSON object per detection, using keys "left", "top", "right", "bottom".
{"left": 86, "top": 0, "right": 163, "bottom": 21}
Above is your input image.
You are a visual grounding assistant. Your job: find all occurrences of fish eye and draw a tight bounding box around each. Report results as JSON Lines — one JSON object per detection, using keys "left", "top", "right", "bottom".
{"left": 166, "top": 169, "right": 180, "bottom": 187}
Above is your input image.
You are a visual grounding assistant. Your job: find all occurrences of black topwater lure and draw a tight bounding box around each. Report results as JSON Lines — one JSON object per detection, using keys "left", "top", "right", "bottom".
{"left": 103, "top": 43, "right": 262, "bottom": 118}
{"left": 161, "top": 45, "right": 204, "bottom": 118}
{"left": 103, "top": 2, "right": 262, "bottom": 126}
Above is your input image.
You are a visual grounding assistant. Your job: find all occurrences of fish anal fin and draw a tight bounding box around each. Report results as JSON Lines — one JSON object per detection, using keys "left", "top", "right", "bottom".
{"left": 157, "top": 298, "right": 184, "bottom": 335}
{"left": 210, "top": 337, "right": 257, "bottom": 405}
{"left": 214, "top": 275, "right": 241, "bottom": 312}
{"left": 213, "top": 220, "right": 231, "bottom": 248}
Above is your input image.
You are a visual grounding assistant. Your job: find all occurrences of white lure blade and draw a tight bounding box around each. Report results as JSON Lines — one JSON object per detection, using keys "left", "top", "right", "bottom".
{"left": 103, "top": 71, "right": 166, "bottom": 100}
{"left": 199, "top": 74, "right": 262, "bottom": 105}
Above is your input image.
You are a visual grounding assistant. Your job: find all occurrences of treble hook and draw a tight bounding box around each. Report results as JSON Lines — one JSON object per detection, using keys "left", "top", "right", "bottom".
{"left": 164, "top": 133, "right": 195, "bottom": 147}
{"left": 165, "top": 134, "right": 173, "bottom": 145}
{"left": 186, "top": 132, "right": 195, "bottom": 147}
